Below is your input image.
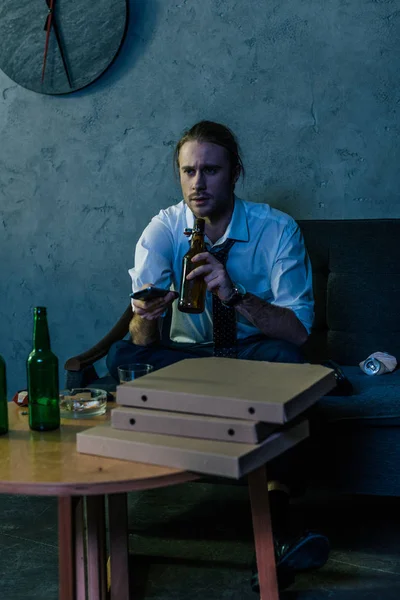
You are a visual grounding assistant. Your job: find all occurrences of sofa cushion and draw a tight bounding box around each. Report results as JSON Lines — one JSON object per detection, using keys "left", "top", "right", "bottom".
{"left": 298, "top": 220, "right": 400, "bottom": 366}
{"left": 311, "top": 366, "right": 400, "bottom": 424}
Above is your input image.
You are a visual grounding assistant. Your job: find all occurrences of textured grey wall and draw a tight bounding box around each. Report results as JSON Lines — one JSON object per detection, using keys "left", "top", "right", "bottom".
{"left": 0, "top": 0, "right": 399, "bottom": 396}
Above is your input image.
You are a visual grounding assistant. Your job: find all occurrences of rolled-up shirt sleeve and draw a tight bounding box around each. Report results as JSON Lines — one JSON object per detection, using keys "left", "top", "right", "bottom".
{"left": 128, "top": 214, "right": 175, "bottom": 309}
{"left": 270, "top": 221, "right": 314, "bottom": 334}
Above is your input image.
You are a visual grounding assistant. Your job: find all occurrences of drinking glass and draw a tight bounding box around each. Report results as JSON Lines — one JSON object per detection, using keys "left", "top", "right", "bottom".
{"left": 117, "top": 363, "right": 153, "bottom": 384}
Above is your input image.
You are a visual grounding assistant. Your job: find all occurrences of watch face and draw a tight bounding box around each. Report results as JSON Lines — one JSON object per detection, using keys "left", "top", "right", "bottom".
{"left": 0, "top": 0, "right": 128, "bottom": 95}
{"left": 235, "top": 283, "right": 246, "bottom": 296}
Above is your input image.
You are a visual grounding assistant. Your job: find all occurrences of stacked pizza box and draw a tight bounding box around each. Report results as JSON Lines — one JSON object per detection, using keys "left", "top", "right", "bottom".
{"left": 77, "top": 358, "right": 335, "bottom": 479}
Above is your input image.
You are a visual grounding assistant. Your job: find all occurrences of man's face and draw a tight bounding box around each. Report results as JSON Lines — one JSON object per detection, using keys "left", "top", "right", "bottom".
{"left": 178, "top": 140, "right": 239, "bottom": 220}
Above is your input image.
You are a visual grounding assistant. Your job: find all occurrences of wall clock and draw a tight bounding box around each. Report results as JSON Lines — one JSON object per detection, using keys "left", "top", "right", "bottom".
{"left": 0, "top": 0, "right": 128, "bottom": 95}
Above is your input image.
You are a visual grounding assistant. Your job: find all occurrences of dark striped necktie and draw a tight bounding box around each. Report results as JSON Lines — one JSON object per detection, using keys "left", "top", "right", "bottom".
{"left": 211, "top": 239, "right": 237, "bottom": 358}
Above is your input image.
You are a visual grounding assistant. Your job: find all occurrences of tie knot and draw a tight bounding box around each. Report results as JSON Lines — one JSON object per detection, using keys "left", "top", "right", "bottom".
{"left": 211, "top": 239, "right": 235, "bottom": 266}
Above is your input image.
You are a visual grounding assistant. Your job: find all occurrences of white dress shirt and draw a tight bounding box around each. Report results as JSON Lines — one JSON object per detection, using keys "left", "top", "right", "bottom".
{"left": 129, "top": 197, "right": 314, "bottom": 344}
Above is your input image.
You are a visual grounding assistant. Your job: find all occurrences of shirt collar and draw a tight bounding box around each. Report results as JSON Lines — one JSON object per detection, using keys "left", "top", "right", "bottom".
{"left": 184, "top": 196, "right": 249, "bottom": 247}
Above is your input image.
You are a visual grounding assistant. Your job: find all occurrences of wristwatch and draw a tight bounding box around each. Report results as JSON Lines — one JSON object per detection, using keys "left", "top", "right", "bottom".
{"left": 221, "top": 283, "right": 247, "bottom": 307}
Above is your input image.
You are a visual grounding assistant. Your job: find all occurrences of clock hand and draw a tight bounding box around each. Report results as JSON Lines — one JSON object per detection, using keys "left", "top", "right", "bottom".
{"left": 41, "top": 0, "right": 55, "bottom": 84}
{"left": 44, "top": 0, "right": 72, "bottom": 88}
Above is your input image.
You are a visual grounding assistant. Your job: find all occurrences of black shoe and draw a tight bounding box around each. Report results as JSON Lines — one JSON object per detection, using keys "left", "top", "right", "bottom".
{"left": 251, "top": 531, "right": 330, "bottom": 592}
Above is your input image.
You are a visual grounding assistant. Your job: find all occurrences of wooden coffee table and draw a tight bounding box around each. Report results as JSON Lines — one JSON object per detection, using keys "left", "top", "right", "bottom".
{"left": 0, "top": 402, "right": 280, "bottom": 600}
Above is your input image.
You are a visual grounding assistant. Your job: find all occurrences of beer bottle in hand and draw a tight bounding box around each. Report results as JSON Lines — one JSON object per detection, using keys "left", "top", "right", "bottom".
{"left": 0, "top": 355, "right": 8, "bottom": 435}
{"left": 27, "top": 307, "right": 60, "bottom": 431}
{"left": 178, "top": 218, "right": 207, "bottom": 313}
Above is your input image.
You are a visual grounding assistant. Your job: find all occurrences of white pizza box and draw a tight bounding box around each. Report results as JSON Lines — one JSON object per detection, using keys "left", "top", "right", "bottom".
{"left": 77, "top": 419, "right": 309, "bottom": 479}
{"left": 111, "top": 406, "right": 277, "bottom": 444}
{"left": 116, "top": 358, "right": 335, "bottom": 424}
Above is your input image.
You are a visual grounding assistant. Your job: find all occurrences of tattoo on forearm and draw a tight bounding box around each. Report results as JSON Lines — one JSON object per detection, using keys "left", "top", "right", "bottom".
{"left": 235, "top": 293, "right": 308, "bottom": 346}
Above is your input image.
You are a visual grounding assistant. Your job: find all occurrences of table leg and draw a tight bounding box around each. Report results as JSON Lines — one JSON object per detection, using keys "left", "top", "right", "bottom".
{"left": 108, "top": 493, "right": 130, "bottom": 600}
{"left": 58, "top": 496, "right": 79, "bottom": 600}
{"left": 86, "top": 495, "right": 107, "bottom": 600}
{"left": 75, "top": 498, "right": 87, "bottom": 600}
{"left": 248, "top": 465, "right": 279, "bottom": 600}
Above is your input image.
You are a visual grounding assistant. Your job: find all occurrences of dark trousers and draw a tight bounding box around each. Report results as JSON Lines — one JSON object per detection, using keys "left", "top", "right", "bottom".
{"left": 106, "top": 335, "right": 307, "bottom": 495}
{"left": 106, "top": 335, "right": 304, "bottom": 380}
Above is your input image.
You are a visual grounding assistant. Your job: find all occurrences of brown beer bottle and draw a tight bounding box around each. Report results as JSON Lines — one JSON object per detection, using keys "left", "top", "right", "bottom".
{"left": 178, "top": 218, "right": 207, "bottom": 313}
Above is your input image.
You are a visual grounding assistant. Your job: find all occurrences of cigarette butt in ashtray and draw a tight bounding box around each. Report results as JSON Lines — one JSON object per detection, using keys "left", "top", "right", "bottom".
{"left": 359, "top": 352, "right": 397, "bottom": 375}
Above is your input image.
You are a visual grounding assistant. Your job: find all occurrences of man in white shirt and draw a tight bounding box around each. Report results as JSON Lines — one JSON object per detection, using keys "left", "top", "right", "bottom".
{"left": 106, "top": 121, "right": 329, "bottom": 589}
{"left": 108, "top": 123, "right": 313, "bottom": 373}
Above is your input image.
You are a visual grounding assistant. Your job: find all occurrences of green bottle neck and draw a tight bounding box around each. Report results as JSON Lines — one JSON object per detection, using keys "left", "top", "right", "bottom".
{"left": 0, "top": 355, "right": 6, "bottom": 399}
{"left": 32, "top": 313, "right": 51, "bottom": 351}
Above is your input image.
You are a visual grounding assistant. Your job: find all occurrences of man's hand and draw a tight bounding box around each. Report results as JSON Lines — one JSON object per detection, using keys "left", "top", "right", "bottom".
{"left": 186, "top": 253, "right": 234, "bottom": 301}
{"left": 132, "top": 284, "right": 178, "bottom": 320}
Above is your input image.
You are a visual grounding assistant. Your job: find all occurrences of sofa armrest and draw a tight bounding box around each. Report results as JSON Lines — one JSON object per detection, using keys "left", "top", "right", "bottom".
{"left": 64, "top": 304, "right": 133, "bottom": 372}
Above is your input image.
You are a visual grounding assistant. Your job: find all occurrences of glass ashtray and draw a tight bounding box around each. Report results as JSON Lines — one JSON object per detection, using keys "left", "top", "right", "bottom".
{"left": 59, "top": 388, "right": 107, "bottom": 419}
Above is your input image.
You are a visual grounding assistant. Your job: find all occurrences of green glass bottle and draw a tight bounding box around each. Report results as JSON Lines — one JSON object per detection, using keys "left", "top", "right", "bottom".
{"left": 0, "top": 355, "right": 9, "bottom": 435}
{"left": 27, "top": 307, "right": 60, "bottom": 432}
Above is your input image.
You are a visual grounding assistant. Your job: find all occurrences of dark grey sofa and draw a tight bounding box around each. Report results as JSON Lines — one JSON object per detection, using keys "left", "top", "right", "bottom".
{"left": 65, "top": 219, "right": 400, "bottom": 496}
{"left": 299, "top": 219, "right": 400, "bottom": 496}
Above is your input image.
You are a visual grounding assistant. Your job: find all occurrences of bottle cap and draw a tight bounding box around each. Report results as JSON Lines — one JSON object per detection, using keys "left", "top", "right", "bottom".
{"left": 34, "top": 307, "right": 47, "bottom": 314}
